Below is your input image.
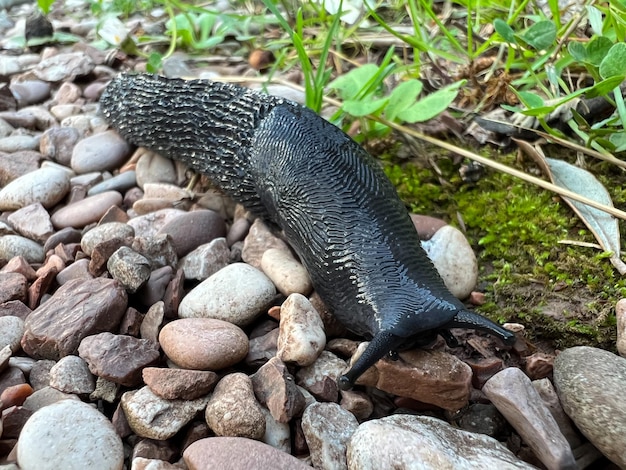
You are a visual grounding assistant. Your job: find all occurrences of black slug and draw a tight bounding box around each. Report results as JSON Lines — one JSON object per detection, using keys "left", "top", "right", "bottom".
{"left": 99, "top": 74, "right": 514, "bottom": 390}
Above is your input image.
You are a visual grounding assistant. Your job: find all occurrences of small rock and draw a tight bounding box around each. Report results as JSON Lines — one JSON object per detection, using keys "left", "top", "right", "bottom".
{"left": 532, "top": 378, "right": 583, "bottom": 448}
{"left": 33, "top": 51, "right": 95, "bottom": 82}
{"left": 302, "top": 402, "right": 359, "bottom": 470}
{"left": 483, "top": 367, "right": 576, "bottom": 470}
{"left": 296, "top": 351, "right": 347, "bottom": 402}
{"left": 183, "top": 437, "right": 312, "bottom": 470}
{"left": 10, "top": 80, "right": 51, "bottom": 105}
{"left": 39, "top": 126, "right": 81, "bottom": 166}
{"left": 553, "top": 346, "right": 626, "bottom": 468}
{"left": 17, "top": 399, "right": 123, "bottom": 470}
{"left": 88, "top": 171, "right": 137, "bottom": 196}
{"left": 157, "top": 209, "right": 226, "bottom": 257}
{"left": 159, "top": 318, "right": 248, "bottom": 370}
{"left": 339, "top": 390, "right": 373, "bottom": 421}
{"left": 22, "top": 385, "right": 81, "bottom": 411}
{"left": 524, "top": 352, "right": 554, "bottom": 380}
{"left": 0, "top": 165, "right": 71, "bottom": 211}
{"left": 78, "top": 332, "right": 159, "bottom": 386}
{"left": 616, "top": 299, "right": 626, "bottom": 357}
{"left": 251, "top": 357, "right": 305, "bottom": 423}
{"left": 7, "top": 202, "right": 53, "bottom": 243}
{"left": 132, "top": 234, "right": 178, "bottom": 270}
{"left": 137, "top": 267, "right": 173, "bottom": 306}
{"left": 0, "top": 272, "right": 28, "bottom": 304}
{"left": 178, "top": 263, "right": 276, "bottom": 327}
{"left": 0, "top": 150, "right": 41, "bottom": 186}
{"left": 122, "top": 385, "right": 210, "bottom": 440}
{"left": 205, "top": 373, "right": 266, "bottom": 439}
{"left": 246, "top": 327, "right": 279, "bottom": 368}
{"left": 142, "top": 367, "right": 219, "bottom": 400}
{"left": 48, "top": 355, "right": 95, "bottom": 395}
{"left": 277, "top": 293, "right": 325, "bottom": 367}
{"left": 353, "top": 347, "right": 473, "bottom": 411}
{"left": 43, "top": 226, "right": 82, "bottom": 252}
{"left": 135, "top": 150, "right": 178, "bottom": 188}
{"left": 242, "top": 219, "right": 291, "bottom": 269}
{"left": 56, "top": 258, "right": 93, "bottom": 284}
{"left": 0, "top": 235, "right": 44, "bottom": 264}
{"left": 261, "top": 248, "right": 313, "bottom": 296}
{"left": 0, "top": 135, "right": 40, "bottom": 153}
{"left": 28, "top": 360, "right": 55, "bottom": 391}
{"left": 179, "top": 237, "right": 230, "bottom": 281}
{"left": 81, "top": 222, "right": 135, "bottom": 256}
{"left": 420, "top": 224, "right": 478, "bottom": 299}
{"left": 71, "top": 130, "right": 131, "bottom": 173}
{"left": 457, "top": 403, "right": 508, "bottom": 439}
{"left": 127, "top": 208, "right": 186, "bottom": 238}
{"left": 90, "top": 376, "right": 119, "bottom": 403}
{"left": 107, "top": 246, "right": 151, "bottom": 293}
{"left": 139, "top": 300, "right": 165, "bottom": 342}
{"left": 347, "top": 414, "right": 535, "bottom": 469}
{"left": 50, "top": 190, "right": 123, "bottom": 228}
{"left": 21, "top": 278, "right": 128, "bottom": 360}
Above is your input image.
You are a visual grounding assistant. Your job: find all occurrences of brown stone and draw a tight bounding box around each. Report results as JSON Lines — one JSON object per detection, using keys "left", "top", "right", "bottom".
{"left": 245, "top": 327, "right": 278, "bottom": 368}
{"left": 251, "top": 357, "right": 305, "bottom": 423}
{"left": 524, "top": 352, "right": 554, "bottom": 380}
{"left": 465, "top": 356, "right": 505, "bottom": 389}
{"left": 340, "top": 389, "right": 373, "bottom": 421}
{"left": 142, "top": 367, "right": 219, "bottom": 400}
{"left": 88, "top": 237, "right": 132, "bottom": 276}
{"left": 118, "top": 307, "right": 144, "bottom": 337}
{"left": 21, "top": 278, "right": 128, "bottom": 360}
{"left": 354, "top": 347, "right": 473, "bottom": 411}
{"left": 0, "top": 150, "right": 41, "bottom": 186}
{"left": 27, "top": 263, "right": 58, "bottom": 309}
{"left": 0, "top": 300, "right": 31, "bottom": 320}
{"left": 157, "top": 209, "right": 226, "bottom": 257}
{"left": 1, "top": 405, "right": 33, "bottom": 438}
{"left": 78, "top": 332, "right": 159, "bottom": 386}
{"left": 162, "top": 268, "right": 184, "bottom": 318}
{"left": 0, "top": 383, "right": 33, "bottom": 409}
{"left": 0, "top": 256, "right": 37, "bottom": 280}
{"left": 0, "top": 272, "right": 27, "bottom": 304}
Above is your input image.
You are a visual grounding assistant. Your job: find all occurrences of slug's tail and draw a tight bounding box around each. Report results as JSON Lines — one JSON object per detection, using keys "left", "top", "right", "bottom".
{"left": 338, "top": 310, "right": 515, "bottom": 390}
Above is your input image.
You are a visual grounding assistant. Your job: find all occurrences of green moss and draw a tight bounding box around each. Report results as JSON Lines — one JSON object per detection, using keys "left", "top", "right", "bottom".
{"left": 383, "top": 149, "right": 624, "bottom": 350}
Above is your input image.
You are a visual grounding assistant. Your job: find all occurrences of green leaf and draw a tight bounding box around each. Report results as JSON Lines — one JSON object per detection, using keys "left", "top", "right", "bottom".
{"left": 146, "top": 52, "right": 162, "bottom": 73}
{"left": 517, "top": 91, "right": 545, "bottom": 108}
{"left": 599, "top": 43, "right": 626, "bottom": 79}
{"left": 343, "top": 98, "right": 389, "bottom": 116}
{"left": 609, "top": 131, "right": 626, "bottom": 152}
{"left": 586, "top": 6, "right": 604, "bottom": 36}
{"left": 328, "top": 64, "right": 379, "bottom": 100}
{"left": 37, "top": 0, "right": 55, "bottom": 14}
{"left": 494, "top": 18, "right": 516, "bottom": 43}
{"left": 585, "top": 36, "right": 613, "bottom": 66}
{"left": 585, "top": 75, "right": 625, "bottom": 98}
{"left": 397, "top": 81, "right": 464, "bottom": 123}
{"left": 519, "top": 21, "right": 556, "bottom": 51}
{"left": 567, "top": 42, "right": 587, "bottom": 62}
{"left": 385, "top": 80, "right": 423, "bottom": 121}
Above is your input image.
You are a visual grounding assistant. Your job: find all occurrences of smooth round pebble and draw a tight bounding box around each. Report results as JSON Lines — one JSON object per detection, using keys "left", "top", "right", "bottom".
{"left": 17, "top": 399, "right": 123, "bottom": 470}
{"left": 0, "top": 166, "right": 71, "bottom": 210}
{"left": 135, "top": 150, "right": 178, "bottom": 188}
{"left": 0, "top": 135, "right": 40, "bottom": 153}
{"left": 261, "top": 248, "right": 313, "bottom": 296}
{"left": 10, "top": 80, "right": 51, "bottom": 105}
{"left": 81, "top": 222, "right": 135, "bottom": 256}
{"left": 87, "top": 170, "right": 137, "bottom": 196}
{"left": 0, "top": 315, "right": 25, "bottom": 352}
{"left": 51, "top": 190, "right": 123, "bottom": 228}
{"left": 159, "top": 318, "right": 249, "bottom": 370}
{"left": 179, "top": 263, "right": 276, "bottom": 326}
{"left": 157, "top": 209, "right": 227, "bottom": 257}
{"left": 0, "top": 235, "right": 45, "bottom": 263}
{"left": 49, "top": 355, "right": 96, "bottom": 395}
{"left": 71, "top": 130, "right": 131, "bottom": 173}
{"left": 184, "top": 437, "right": 312, "bottom": 470}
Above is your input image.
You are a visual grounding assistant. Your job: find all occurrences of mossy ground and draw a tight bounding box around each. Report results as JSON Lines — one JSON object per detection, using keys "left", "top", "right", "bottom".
{"left": 379, "top": 140, "right": 625, "bottom": 352}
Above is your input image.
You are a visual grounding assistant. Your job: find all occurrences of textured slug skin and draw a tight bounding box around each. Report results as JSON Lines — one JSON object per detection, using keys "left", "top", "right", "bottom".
{"left": 100, "top": 74, "right": 513, "bottom": 388}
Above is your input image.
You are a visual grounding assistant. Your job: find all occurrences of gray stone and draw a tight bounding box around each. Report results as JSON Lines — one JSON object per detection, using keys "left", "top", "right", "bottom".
{"left": 0, "top": 235, "right": 44, "bottom": 263}
{"left": 49, "top": 355, "right": 96, "bottom": 395}
{"left": 51, "top": 190, "right": 123, "bottom": 229}
{"left": 7, "top": 202, "right": 53, "bottom": 243}
{"left": 81, "top": 222, "right": 134, "bottom": 256}
{"left": 179, "top": 237, "right": 230, "bottom": 281}
{"left": 107, "top": 246, "right": 151, "bottom": 293}
{"left": 0, "top": 165, "right": 71, "bottom": 211}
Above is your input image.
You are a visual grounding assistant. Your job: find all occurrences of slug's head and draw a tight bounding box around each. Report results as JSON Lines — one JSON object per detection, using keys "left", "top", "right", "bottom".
{"left": 337, "top": 309, "right": 515, "bottom": 390}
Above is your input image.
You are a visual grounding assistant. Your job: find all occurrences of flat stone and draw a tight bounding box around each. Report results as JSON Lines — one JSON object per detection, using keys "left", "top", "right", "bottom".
{"left": 81, "top": 222, "right": 134, "bottom": 256}
{"left": 159, "top": 318, "right": 248, "bottom": 371}
{"left": 142, "top": 367, "right": 219, "bottom": 400}
{"left": 178, "top": 263, "right": 276, "bottom": 327}
{"left": 242, "top": 219, "right": 290, "bottom": 269}
{"left": 39, "top": 126, "right": 81, "bottom": 166}
{"left": 251, "top": 357, "right": 305, "bottom": 423}
{"left": 483, "top": 367, "right": 575, "bottom": 470}
{"left": 51, "top": 190, "right": 123, "bottom": 228}
{"left": 296, "top": 351, "right": 347, "bottom": 403}
{"left": 302, "top": 402, "right": 359, "bottom": 470}
{"left": 276, "top": 293, "right": 325, "bottom": 367}
{"left": 156, "top": 209, "right": 226, "bottom": 257}
{"left": 179, "top": 237, "right": 230, "bottom": 281}
{"left": 88, "top": 170, "right": 136, "bottom": 196}
{"left": 127, "top": 208, "right": 186, "bottom": 238}
{"left": 17, "top": 399, "right": 123, "bottom": 470}
{"left": 553, "top": 346, "right": 626, "bottom": 468}
{"left": 183, "top": 437, "right": 312, "bottom": 470}
{"left": 0, "top": 165, "right": 71, "bottom": 211}
{"left": 78, "top": 332, "right": 159, "bottom": 386}
{"left": 7, "top": 202, "right": 53, "bottom": 243}
{"left": 0, "top": 135, "right": 40, "bottom": 152}
{"left": 33, "top": 51, "right": 95, "bottom": 82}
{"left": 21, "top": 278, "right": 128, "bottom": 360}
{"left": 347, "top": 414, "right": 535, "bottom": 469}
{"left": 0, "top": 235, "right": 44, "bottom": 264}
{"left": 0, "top": 150, "right": 41, "bottom": 186}
{"left": 0, "top": 315, "right": 25, "bottom": 353}
{"left": 71, "top": 130, "right": 131, "bottom": 173}
{"left": 121, "top": 385, "right": 210, "bottom": 440}
{"left": 0, "top": 272, "right": 28, "bottom": 304}
{"left": 205, "top": 373, "right": 265, "bottom": 439}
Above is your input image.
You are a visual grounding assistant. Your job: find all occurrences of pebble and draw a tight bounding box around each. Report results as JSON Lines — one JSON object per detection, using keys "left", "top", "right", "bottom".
{"left": 553, "top": 346, "right": 626, "bottom": 468}
{"left": 159, "top": 318, "right": 249, "bottom": 370}
{"left": 347, "top": 414, "right": 535, "bottom": 469}
{"left": 107, "top": 246, "right": 151, "bottom": 293}
{"left": 156, "top": 209, "right": 227, "bottom": 257}
{"left": 71, "top": 130, "right": 131, "bottom": 173}
{"left": 0, "top": 272, "right": 28, "bottom": 303}
{"left": 277, "top": 293, "right": 326, "bottom": 367}
{"left": 33, "top": 51, "right": 95, "bottom": 82}
{"left": 6, "top": 202, "right": 53, "bottom": 243}
{"left": 142, "top": 367, "right": 219, "bottom": 400}
{"left": 616, "top": 298, "right": 626, "bottom": 357}
{"left": 242, "top": 218, "right": 291, "bottom": 268}
{"left": 251, "top": 357, "right": 305, "bottom": 423}
{"left": 1, "top": 382, "right": 33, "bottom": 408}
{"left": 88, "top": 170, "right": 137, "bottom": 195}
{"left": 352, "top": 346, "right": 473, "bottom": 411}
{"left": 0, "top": 134, "right": 40, "bottom": 152}
{"left": 78, "top": 332, "right": 160, "bottom": 386}
{"left": 50, "top": 190, "right": 123, "bottom": 228}
{"left": 56, "top": 258, "right": 93, "bottom": 284}
{"left": 39, "top": 126, "right": 81, "bottom": 166}
{"left": 260, "top": 406, "right": 291, "bottom": 452}
{"left": 178, "top": 263, "right": 276, "bottom": 326}
{"left": 21, "top": 278, "right": 128, "bottom": 360}
{"left": 296, "top": 351, "right": 347, "bottom": 402}
{"left": 302, "top": 402, "right": 359, "bottom": 470}
{"left": 205, "top": 372, "right": 266, "bottom": 439}
{"left": 183, "top": 437, "right": 312, "bottom": 470}
{"left": 10, "top": 80, "right": 51, "bottom": 105}
{"left": 0, "top": 315, "right": 24, "bottom": 352}
{"left": 0, "top": 150, "right": 41, "bottom": 186}
{"left": 0, "top": 165, "right": 71, "bottom": 210}
{"left": 121, "top": 385, "right": 210, "bottom": 440}
{"left": 483, "top": 367, "right": 575, "bottom": 470}
{"left": 48, "top": 354, "right": 95, "bottom": 395}
{"left": 135, "top": 149, "right": 178, "bottom": 188}
{"left": 81, "top": 222, "right": 135, "bottom": 256}
{"left": 179, "top": 237, "right": 231, "bottom": 281}
{"left": 127, "top": 208, "right": 186, "bottom": 238}
{"left": 340, "top": 390, "right": 373, "bottom": 421}
{"left": 0, "top": 235, "right": 45, "bottom": 263}
{"left": 17, "top": 399, "right": 123, "bottom": 470}
{"left": 132, "top": 234, "right": 177, "bottom": 269}
{"left": 261, "top": 248, "right": 313, "bottom": 296}
{"left": 420, "top": 224, "right": 478, "bottom": 299}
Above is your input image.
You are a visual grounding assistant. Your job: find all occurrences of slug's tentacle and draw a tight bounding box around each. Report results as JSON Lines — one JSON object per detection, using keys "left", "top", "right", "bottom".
{"left": 99, "top": 73, "right": 513, "bottom": 390}
{"left": 447, "top": 309, "right": 516, "bottom": 345}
